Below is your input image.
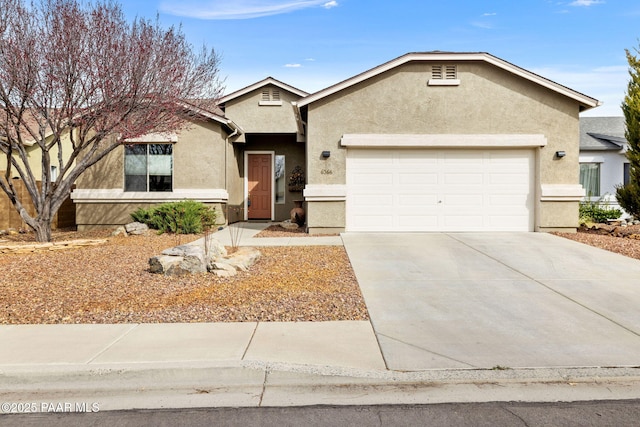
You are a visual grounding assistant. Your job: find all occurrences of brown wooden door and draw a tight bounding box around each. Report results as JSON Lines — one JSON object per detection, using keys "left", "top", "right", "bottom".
{"left": 248, "top": 154, "right": 272, "bottom": 219}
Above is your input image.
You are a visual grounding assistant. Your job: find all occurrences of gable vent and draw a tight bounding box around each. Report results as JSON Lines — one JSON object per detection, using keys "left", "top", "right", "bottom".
{"left": 261, "top": 90, "right": 270, "bottom": 101}
{"left": 431, "top": 65, "right": 443, "bottom": 80}
{"left": 445, "top": 65, "right": 457, "bottom": 80}
{"left": 272, "top": 89, "right": 280, "bottom": 101}
{"left": 428, "top": 64, "right": 460, "bottom": 86}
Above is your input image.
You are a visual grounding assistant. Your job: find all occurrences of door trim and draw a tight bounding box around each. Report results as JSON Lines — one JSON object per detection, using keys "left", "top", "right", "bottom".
{"left": 244, "top": 151, "right": 275, "bottom": 221}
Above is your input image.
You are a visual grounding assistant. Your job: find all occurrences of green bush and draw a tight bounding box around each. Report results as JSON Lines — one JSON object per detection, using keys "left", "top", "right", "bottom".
{"left": 130, "top": 200, "right": 217, "bottom": 234}
{"left": 579, "top": 199, "right": 622, "bottom": 224}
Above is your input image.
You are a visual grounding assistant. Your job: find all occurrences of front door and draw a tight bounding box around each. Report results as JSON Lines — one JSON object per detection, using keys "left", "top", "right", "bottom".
{"left": 247, "top": 154, "right": 272, "bottom": 219}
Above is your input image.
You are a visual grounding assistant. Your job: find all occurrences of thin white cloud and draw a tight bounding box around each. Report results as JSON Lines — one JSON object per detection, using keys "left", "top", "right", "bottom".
{"left": 160, "top": 0, "right": 335, "bottom": 20}
{"left": 482, "top": 12, "right": 496, "bottom": 16}
{"left": 569, "top": 0, "right": 604, "bottom": 6}
{"left": 285, "top": 63, "right": 302, "bottom": 68}
{"left": 305, "top": 58, "right": 316, "bottom": 61}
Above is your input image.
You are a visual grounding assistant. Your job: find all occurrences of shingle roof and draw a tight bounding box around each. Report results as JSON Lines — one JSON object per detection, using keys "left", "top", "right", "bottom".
{"left": 579, "top": 117, "right": 627, "bottom": 151}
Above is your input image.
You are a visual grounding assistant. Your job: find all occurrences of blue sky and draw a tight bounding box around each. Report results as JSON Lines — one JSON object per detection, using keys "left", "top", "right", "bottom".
{"left": 121, "top": 0, "right": 640, "bottom": 116}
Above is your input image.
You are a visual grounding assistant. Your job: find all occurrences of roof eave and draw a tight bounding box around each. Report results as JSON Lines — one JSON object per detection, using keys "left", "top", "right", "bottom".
{"left": 219, "top": 77, "right": 309, "bottom": 104}
{"left": 297, "top": 52, "right": 601, "bottom": 110}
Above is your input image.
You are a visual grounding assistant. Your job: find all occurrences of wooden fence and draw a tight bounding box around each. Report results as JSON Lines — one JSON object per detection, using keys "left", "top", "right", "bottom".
{"left": 0, "top": 174, "right": 76, "bottom": 231}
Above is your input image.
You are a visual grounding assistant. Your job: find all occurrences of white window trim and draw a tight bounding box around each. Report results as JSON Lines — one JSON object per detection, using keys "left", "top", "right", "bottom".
{"left": 579, "top": 156, "right": 604, "bottom": 163}
{"left": 258, "top": 100, "right": 283, "bottom": 106}
{"left": 70, "top": 188, "right": 229, "bottom": 203}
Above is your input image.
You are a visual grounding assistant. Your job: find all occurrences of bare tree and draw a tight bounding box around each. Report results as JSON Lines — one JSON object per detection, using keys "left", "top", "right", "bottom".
{"left": 0, "top": 0, "right": 223, "bottom": 242}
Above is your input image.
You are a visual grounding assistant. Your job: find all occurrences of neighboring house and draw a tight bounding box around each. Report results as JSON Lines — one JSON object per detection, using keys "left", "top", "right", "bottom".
{"left": 578, "top": 117, "right": 628, "bottom": 208}
{"left": 0, "top": 113, "right": 77, "bottom": 230}
{"left": 72, "top": 51, "right": 601, "bottom": 233}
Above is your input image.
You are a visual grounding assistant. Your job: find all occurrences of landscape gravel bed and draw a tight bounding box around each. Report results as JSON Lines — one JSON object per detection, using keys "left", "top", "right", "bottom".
{"left": 553, "top": 225, "right": 640, "bottom": 261}
{"left": 0, "top": 230, "right": 368, "bottom": 324}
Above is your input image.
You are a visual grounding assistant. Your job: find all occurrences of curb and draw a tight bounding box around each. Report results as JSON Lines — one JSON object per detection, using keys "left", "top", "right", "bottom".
{"left": 2, "top": 363, "right": 640, "bottom": 411}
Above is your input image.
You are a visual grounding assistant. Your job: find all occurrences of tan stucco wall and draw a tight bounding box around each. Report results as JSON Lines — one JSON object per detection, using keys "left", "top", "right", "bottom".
{"left": 306, "top": 201, "right": 345, "bottom": 234}
{"left": 76, "top": 202, "right": 224, "bottom": 231}
{"left": 74, "top": 119, "right": 232, "bottom": 228}
{"left": 77, "top": 120, "right": 228, "bottom": 190}
{"left": 224, "top": 85, "right": 302, "bottom": 138}
{"left": 304, "top": 60, "right": 584, "bottom": 231}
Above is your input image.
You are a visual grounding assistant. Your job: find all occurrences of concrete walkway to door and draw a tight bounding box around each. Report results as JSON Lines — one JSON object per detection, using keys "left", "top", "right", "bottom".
{"left": 342, "top": 232, "right": 640, "bottom": 371}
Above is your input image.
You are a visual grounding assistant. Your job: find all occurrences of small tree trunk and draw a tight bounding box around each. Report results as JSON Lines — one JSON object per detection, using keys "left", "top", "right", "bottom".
{"left": 33, "top": 220, "right": 53, "bottom": 243}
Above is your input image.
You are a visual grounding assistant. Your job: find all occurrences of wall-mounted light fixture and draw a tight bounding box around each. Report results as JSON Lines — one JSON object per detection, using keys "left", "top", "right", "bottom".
{"left": 321, "top": 151, "right": 331, "bottom": 158}
{"left": 555, "top": 151, "right": 566, "bottom": 158}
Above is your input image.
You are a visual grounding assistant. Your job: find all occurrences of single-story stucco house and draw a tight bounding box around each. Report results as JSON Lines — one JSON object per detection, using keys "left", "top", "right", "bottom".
{"left": 579, "top": 116, "right": 628, "bottom": 209}
{"left": 71, "top": 51, "right": 601, "bottom": 233}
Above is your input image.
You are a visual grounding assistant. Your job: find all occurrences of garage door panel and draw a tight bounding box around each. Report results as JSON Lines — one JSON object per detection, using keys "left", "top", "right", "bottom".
{"left": 346, "top": 148, "right": 534, "bottom": 232}
{"left": 398, "top": 173, "right": 439, "bottom": 185}
{"left": 398, "top": 195, "right": 439, "bottom": 207}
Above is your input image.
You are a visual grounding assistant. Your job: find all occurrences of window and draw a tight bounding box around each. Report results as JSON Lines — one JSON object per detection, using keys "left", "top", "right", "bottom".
{"left": 275, "top": 155, "right": 285, "bottom": 204}
{"left": 579, "top": 163, "right": 600, "bottom": 197}
{"left": 125, "top": 144, "right": 173, "bottom": 192}
{"left": 624, "top": 163, "right": 630, "bottom": 186}
{"left": 50, "top": 166, "right": 58, "bottom": 182}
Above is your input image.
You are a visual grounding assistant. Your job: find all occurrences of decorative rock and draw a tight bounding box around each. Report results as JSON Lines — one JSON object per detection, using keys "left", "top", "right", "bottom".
{"left": 125, "top": 222, "right": 149, "bottom": 235}
{"left": 111, "top": 226, "right": 127, "bottom": 237}
{"left": 149, "top": 252, "right": 207, "bottom": 276}
{"left": 150, "top": 239, "right": 259, "bottom": 277}
{"left": 280, "top": 220, "right": 299, "bottom": 230}
{"left": 219, "top": 247, "right": 261, "bottom": 272}
{"left": 203, "top": 235, "right": 227, "bottom": 258}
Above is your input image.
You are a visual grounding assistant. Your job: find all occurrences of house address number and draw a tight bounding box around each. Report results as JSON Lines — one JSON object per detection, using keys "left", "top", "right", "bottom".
{"left": 321, "top": 169, "right": 333, "bottom": 175}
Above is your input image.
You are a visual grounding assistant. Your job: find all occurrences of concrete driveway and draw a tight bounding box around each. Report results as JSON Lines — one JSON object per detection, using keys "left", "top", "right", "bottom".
{"left": 342, "top": 232, "right": 640, "bottom": 371}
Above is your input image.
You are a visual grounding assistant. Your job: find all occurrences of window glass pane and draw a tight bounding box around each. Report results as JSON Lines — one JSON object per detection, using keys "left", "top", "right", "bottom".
{"left": 148, "top": 144, "right": 172, "bottom": 192}
{"left": 125, "top": 145, "right": 147, "bottom": 191}
{"left": 624, "top": 163, "right": 630, "bottom": 186}
{"left": 580, "top": 163, "right": 600, "bottom": 197}
{"left": 149, "top": 175, "right": 172, "bottom": 192}
{"left": 148, "top": 154, "right": 172, "bottom": 175}
{"left": 275, "top": 155, "right": 285, "bottom": 204}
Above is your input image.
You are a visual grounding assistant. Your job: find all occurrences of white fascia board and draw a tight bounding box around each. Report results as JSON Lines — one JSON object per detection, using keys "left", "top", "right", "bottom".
{"left": 71, "top": 188, "right": 229, "bottom": 203}
{"left": 341, "top": 134, "right": 547, "bottom": 148}
{"left": 579, "top": 156, "right": 605, "bottom": 163}
{"left": 303, "top": 184, "right": 347, "bottom": 201}
{"left": 298, "top": 52, "right": 600, "bottom": 109}
{"left": 219, "top": 77, "right": 309, "bottom": 104}
{"left": 540, "top": 184, "right": 586, "bottom": 201}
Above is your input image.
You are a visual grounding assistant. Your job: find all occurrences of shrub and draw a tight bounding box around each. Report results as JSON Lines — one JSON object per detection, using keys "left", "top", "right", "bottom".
{"left": 130, "top": 200, "right": 217, "bottom": 234}
{"left": 579, "top": 199, "right": 622, "bottom": 224}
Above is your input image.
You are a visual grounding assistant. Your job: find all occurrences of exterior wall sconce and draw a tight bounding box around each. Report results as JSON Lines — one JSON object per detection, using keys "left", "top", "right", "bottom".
{"left": 322, "top": 151, "right": 331, "bottom": 158}
{"left": 555, "top": 151, "right": 566, "bottom": 158}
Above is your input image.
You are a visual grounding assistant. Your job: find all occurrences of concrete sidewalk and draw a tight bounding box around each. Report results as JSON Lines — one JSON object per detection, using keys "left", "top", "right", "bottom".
{"left": 210, "top": 222, "right": 343, "bottom": 246}
{"left": 2, "top": 225, "right": 640, "bottom": 411}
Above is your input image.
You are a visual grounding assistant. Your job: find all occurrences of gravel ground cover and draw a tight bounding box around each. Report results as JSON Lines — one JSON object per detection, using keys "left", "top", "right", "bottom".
{"left": 0, "top": 230, "right": 368, "bottom": 324}
{"left": 254, "top": 224, "right": 339, "bottom": 237}
{"left": 553, "top": 224, "right": 640, "bottom": 261}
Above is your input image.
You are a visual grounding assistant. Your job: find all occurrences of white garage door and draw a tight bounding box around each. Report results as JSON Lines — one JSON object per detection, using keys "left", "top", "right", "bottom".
{"left": 346, "top": 148, "right": 535, "bottom": 232}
